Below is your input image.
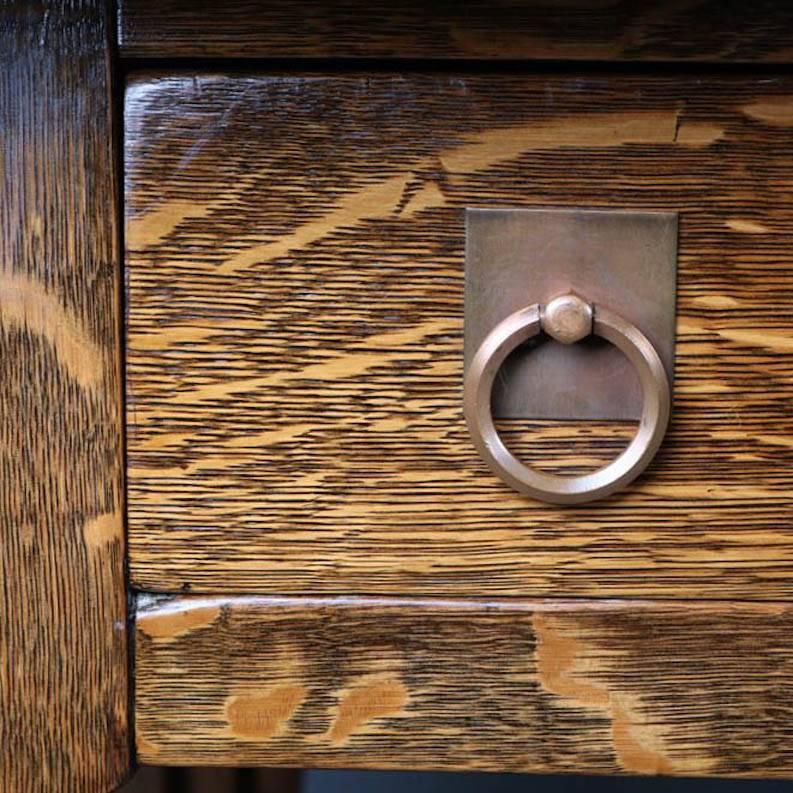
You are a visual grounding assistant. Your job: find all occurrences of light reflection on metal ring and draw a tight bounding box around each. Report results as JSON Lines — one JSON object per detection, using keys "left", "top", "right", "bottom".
{"left": 464, "top": 300, "right": 670, "bottom": 505}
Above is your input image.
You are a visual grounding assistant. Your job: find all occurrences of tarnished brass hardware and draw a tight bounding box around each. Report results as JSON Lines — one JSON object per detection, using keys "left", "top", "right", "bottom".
{"left": 465, "top": 208, "right": 677, "bottom": 420}
{"left": 464, "top": 294, "right": 671, "bottom": 505}
{"left": 541, "top": 293, "right": 592, "bottom": 344}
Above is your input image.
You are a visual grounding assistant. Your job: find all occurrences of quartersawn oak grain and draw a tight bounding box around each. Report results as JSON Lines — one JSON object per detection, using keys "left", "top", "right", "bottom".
{"left": 126, "top": 73, "right": 793, "bottom": 598}
{"left": 136, "top": 595, "right": 793, "bottom": 777}
{"left": 0, "top": 2, "right": 128, "bottom": 791}
{"left": 118, "top": 0, "right": 793, "bottom": 62}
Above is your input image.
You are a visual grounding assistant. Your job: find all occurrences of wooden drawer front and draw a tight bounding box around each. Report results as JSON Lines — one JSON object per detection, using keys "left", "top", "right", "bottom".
{"left": 126, "top": 73, "right": 793, "bottom": 598}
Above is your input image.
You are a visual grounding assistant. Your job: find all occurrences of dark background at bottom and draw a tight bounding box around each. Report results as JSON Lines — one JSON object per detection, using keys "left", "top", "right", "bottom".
{"left": 121, "top": 767, "right": 793, "bottom": 792}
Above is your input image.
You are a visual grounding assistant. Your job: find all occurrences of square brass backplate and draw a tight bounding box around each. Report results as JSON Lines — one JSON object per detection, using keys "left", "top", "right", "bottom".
{"left": 465, "top": 208, "right": 678, "bottom": 420}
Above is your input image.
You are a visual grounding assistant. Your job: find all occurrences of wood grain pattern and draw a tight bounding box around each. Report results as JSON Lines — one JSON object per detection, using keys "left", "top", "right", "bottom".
{"left": 126, "top": 73, "right": 793, "bottom": 598}
{"left": 0, "top": 2, "right": 129, "bottom": 791}
{"left": 118, "top": 0, "right": 793, "bottom": 62}
{"left": 136, "top": 595, "right": 793, "bottom": 777}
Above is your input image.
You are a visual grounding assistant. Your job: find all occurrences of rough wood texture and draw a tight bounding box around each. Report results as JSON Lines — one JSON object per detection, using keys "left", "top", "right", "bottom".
{"left": 126, "top": 73, "right": 793, "bottom": 598}
{"left": 0, "top": 2, "right": 129, "bottom": 791}
{"left": 118, "top": 0, "right": 793, "bottom": 62}
{"left": 136, "top": 595, "right": 793, "bottom": 777}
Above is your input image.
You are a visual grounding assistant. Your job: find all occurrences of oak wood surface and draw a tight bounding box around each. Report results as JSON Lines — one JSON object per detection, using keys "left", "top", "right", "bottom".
{"left": 126, "top": 74, "right": 793, "bottom": 599}
{"left": 117, "top": 0, "right": 793, "bottom": 62}
{"left": 0, "top": 2, "right": 129, "bottom": 791}
{"left": 136, "top": 594, "right": 793, "bottom": 777}
{"left": 126, "top": 72, "right": 793, "bottom": 599}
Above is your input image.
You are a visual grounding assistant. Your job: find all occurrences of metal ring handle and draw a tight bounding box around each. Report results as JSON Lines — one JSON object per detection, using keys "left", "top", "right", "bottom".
{"left": 464, "top": 299, "right": 671, "bottom": 505}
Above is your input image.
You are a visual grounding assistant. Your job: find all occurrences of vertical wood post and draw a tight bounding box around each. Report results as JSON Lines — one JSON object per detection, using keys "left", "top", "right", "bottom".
{"left": 0, "top": 1, "right": 129, "bottom": 790}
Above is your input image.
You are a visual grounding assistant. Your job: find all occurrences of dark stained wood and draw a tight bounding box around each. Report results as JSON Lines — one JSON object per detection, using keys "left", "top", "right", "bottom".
{"left": 125, "top": 73, "right": 793, "bottom": 599}
{"left": 118, "top": 0, "right": 793, "bottom": 62}
{"left": 136, "top": 595, "right": 793, "bottom": 776}
{"left": 0, "top": 2, "right": 129, "bottom": 791}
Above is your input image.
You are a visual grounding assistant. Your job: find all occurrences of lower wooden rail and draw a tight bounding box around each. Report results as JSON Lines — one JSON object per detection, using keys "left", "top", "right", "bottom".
{"left": 136, "top": 595, "right": 793, "bottom": 777}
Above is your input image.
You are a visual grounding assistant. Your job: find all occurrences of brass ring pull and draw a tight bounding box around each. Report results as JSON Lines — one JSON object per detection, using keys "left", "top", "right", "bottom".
{"left": 464, "top": 294, "right": 671, "bottom": 505}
